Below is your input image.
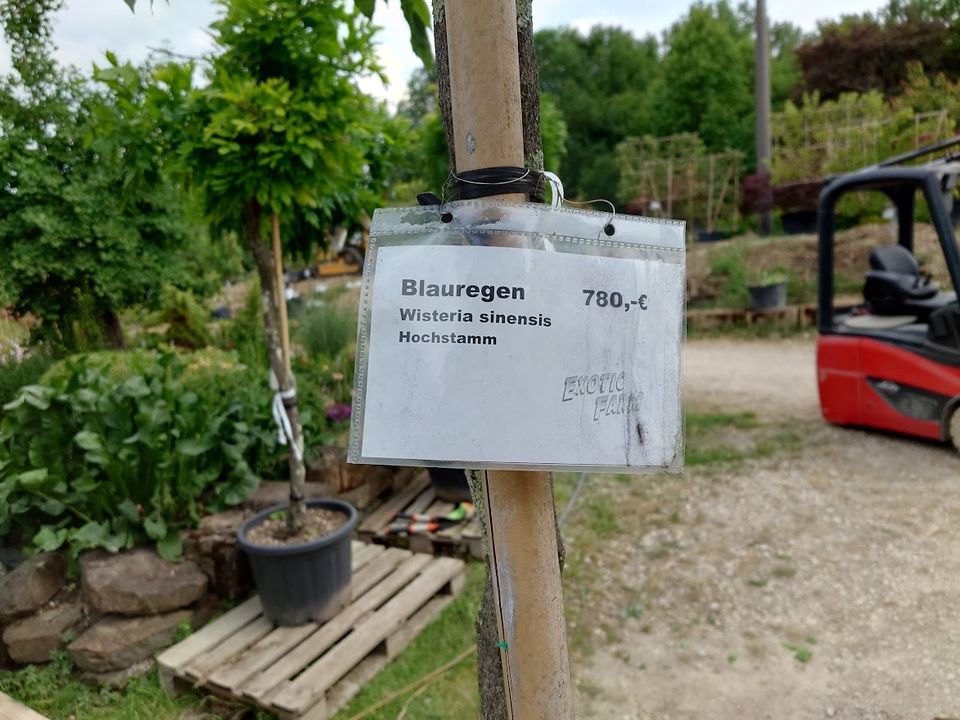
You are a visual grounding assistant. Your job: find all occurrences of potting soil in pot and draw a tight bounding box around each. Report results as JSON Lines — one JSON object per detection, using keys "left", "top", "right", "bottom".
{"left": 245, "top": 507, "right": 348, "bottom": 546}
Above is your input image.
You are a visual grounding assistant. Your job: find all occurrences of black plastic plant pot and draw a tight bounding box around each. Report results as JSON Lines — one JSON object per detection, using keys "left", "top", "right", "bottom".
{"left": 747, "top": 281, "right": 788, "bottom": 311}
{"left": 696, "top": 230, "right": 728, "bottom": 243}
{"left": 781, "top": 210, "right": 817, "bottom": 235}
{"left": 237, "top": 498, "right": 358, "bottom": 627}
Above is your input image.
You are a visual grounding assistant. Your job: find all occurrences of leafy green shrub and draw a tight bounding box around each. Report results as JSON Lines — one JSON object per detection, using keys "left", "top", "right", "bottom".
{"left": 295, "top": 303, "right": 356, "bottom": 360}
{"left": 216, "top": 279, "right": 267, "bottom": 373}
{"left": 708, "top": 244, "right": 749, "bottom": 309}
{"left": 0, "top": 351, "right": 267, "bottom": 560}
{"left": 293, "top": 349, "right": 355, "bottom": 448}
{"left": 155, "top": 286, "right": 214, "bottom": 350}
{"left": 0, "top": 354, "right": 55, "bottom": 407}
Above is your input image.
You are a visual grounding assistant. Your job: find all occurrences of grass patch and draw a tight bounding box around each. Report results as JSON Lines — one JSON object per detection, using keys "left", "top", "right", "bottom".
{"left": 685, "top": 411, "right": 801, "bottom": 468}
{"left": 772, "top": 564, "right": 797, "bottom": 579}
{"left": 583, "top": 495, "right": 620, "bottom": 537}
{"left": 784, "top": 641, "right": 813, "bottom": 663}
{"left": 0, "top": 654, "right": 236, "bottom": 720}
{"left": 686, "top": 411, "right": 758, "bottom": 431}
{"left": 295, "top": 303, "right": 356, "bottom": 359}
{"left": 331, "top": 563, "right": 484, "bottom": 720}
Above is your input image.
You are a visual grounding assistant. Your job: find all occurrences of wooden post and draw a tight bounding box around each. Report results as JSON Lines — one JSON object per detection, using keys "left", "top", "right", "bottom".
{"left": 271, "top": 212, "right": 292, "bottom": 374}
{"left": 443, "top": 2, "right": 575, "bottom": 718}
{"left": 755, "top": 0, "right": 772, "bottom": 236}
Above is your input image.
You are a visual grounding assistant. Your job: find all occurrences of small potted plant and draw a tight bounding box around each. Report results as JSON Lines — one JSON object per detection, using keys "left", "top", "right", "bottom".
{"left": 747, "top": 269, "right": 788, "bottom": 311}
{"left": 238, "top": 499, "right": 358, "bottom": 626}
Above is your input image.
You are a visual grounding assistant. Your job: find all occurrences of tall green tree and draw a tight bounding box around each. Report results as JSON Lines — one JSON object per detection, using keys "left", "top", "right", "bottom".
{"left": 797, "top": 14, "right": 956, "bottom": 97}
{"left": 124, "top": 0, "right": 434, "bottom": 69}
{"left": 0, "top": 0, "right": 202, "bottom": 350}
{"left": 535, "top": 26, "right": 660, "bottom": 200}
{"left": 650, "top": 2, "right": 754, "bottom": 159}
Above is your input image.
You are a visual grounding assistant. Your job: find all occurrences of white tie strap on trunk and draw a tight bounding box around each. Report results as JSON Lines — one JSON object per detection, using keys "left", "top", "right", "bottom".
{"left": 272, "top": 386, "right": 303, "bottom": 462}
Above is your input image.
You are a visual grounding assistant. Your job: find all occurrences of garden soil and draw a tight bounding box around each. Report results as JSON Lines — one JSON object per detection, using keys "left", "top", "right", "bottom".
{"left": 577, "top": 337, "right": 960, "bottom": 720}
{"left": 245, "top": 506, "right": 348, "bottom": 546}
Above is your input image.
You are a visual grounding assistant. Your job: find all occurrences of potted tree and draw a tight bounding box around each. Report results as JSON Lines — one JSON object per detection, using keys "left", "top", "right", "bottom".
{"left": 747, "top": 268, "right": 788, "bottom": 311}
{"left": 168, "top": 0, "right": 379, "bottom": 624}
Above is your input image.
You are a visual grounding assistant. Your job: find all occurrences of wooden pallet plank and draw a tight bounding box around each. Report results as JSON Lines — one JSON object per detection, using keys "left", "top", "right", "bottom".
{"left": 383, "top": 591, "right": 459, "bottom": 659}
{"left": 405, "top": 486, "right": 437, "bottom": 515}
{"left": 350, "top": 547, "right": 410, "bottom": 599}
{"left": 210, "top": 548, "right": 410, "bottom": 694}
{"left": 157, "top": 596, "right": 262, "bottom": 674}
{"left": 461, "top": 517, "right": 481, "bottom": 539}
{"left": 316, "top": 591, "right": 461, "bottom": 720}
{"left": 271, "top": 557, "right": 464, "bottom": 715}
{"left": 185, "top": 616, "right": 274, "bottom": 681}
{"left": 244, "top": 553, "right": 435, "bottom": 704}
{"left": 351, "top": 542, "right": 383, "bottom": 571}
{"left": 359, "top": 474, "right": 431, "bottom": 534}
{"left": 466, "top": 535, "right": 484, "bottom": 559}
{"left": 0, "top": 693, "right": 48, "bottom": 720}
{"left": 407, "top": 534, "right": 435, "bottom": 555}
{"left": 208, "top": 622, "right": 317, "bottom": 694}
{"left": 424, "top": 500, "right": 454, "bottom": 518}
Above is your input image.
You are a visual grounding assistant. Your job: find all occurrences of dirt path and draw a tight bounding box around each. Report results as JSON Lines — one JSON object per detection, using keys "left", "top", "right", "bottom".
{"left": 683, "top": 337, "right": 820, "bottom": 422}
{"left": 575, "top": 337, "right": 960, "bottom": 720}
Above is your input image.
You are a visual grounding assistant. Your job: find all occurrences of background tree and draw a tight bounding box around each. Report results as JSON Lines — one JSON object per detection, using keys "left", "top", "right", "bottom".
{"left": 534, "top": 26, "right": 659, "bottom": 201}
{"left": 796, "top": 0, "right": 960, "bottom": 99}
{"left": 649, "top": 2, "right": 754, "bottom": 160}
{"left": 532, "top": 8, "right": 799, "bottom": 202}
{"left": 124, "top": 0, "right": 433, "bottom": 69}
{"left": 0, "top": 0, "right": 203, "bottom": 351}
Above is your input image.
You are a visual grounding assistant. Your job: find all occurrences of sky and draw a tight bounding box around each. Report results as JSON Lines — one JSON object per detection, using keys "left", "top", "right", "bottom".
{"left": 0, "top": 0, "right": 889, "bottom": 107}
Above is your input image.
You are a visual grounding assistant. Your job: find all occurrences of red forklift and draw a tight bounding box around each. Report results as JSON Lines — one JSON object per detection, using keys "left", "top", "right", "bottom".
{"left": 817, "top": 137, "right": 960, "bottom": 447}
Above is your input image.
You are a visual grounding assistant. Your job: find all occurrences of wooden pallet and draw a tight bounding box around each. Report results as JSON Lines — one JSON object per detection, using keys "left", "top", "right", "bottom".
{"left": 157, "top": 542, "right": 466, "bottom": 720}
{"left": 0, "top": 693, "right": 49, "bottom": 720}
{"left": 357, "top": 474, "right": 484, "bottom": 559}
{"left": 686, "top": 303, "right": 817, "bottom": 331}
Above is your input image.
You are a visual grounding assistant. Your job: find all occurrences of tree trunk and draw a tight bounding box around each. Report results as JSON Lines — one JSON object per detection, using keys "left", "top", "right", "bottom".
{"left": 433, "top": 4, "right": 564, "bottom": 718}
{"left": 242, "top": 199, "right": 308, "bottom": 532}
{"left": 100, "top": 309, "right": 126, "bottom": 350}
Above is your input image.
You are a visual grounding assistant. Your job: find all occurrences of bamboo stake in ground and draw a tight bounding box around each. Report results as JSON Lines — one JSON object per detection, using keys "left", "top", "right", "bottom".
{"left": 271, "top": 212, "right": 292, "bottom": 374}
{"left": 443, "top": 1, "right": 574, "bottom": 717}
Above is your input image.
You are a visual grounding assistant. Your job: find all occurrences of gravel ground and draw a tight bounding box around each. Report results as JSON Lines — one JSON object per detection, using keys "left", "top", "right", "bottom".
{"left": 577, "top": 337, "right": 960, "bottom": 720}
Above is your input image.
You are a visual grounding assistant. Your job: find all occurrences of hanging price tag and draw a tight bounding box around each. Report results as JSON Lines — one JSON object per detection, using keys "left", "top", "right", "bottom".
{"left": 349, "top": 201, "right": 685, "bottom": 473}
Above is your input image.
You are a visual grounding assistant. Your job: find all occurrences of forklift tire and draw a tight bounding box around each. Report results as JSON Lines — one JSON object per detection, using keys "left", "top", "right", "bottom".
{"left": 948, "top": 405, "right": 960, "bottom": 451}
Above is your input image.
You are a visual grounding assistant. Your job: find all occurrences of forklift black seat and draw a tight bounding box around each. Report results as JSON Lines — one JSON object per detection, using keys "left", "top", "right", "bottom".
{"left": 864, "top": 244, "right": 941, "bottom": 317}
{"left": 870, "top": 244, "right": 924, "bottom": 277}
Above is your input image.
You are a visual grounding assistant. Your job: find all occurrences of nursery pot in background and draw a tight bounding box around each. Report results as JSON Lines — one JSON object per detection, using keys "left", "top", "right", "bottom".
{"left": 747, "top": 281, "right": 788, "bottom": 311}
{"left": 237, "top": 498, "right": 357, "bottom": 626}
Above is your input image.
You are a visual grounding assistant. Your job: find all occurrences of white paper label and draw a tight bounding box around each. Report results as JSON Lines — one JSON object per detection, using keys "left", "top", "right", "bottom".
{"left": 354, "top": 244, "right": 683, "bottom": 471}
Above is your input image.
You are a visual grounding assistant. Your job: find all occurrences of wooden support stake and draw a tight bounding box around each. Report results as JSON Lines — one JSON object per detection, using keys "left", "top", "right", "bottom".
{"left": 271, "top": 212, "right": 292, "bottom": 374}
{"left": 444, "top": 2, "right": 574, "bottom": 718}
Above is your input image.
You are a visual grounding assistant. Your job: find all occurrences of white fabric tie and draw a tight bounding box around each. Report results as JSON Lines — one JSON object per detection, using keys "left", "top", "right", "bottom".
{"left": 543, "top": 170, "right": 565, "bottom": 208}
{"left": 272, "top": 386, "right": 303, "bottom": 462}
